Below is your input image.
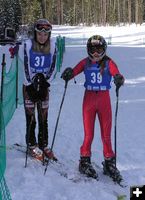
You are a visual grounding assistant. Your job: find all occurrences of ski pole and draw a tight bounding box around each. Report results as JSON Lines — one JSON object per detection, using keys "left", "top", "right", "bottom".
{"left": 0, "top": 54, "right": 6, "bottom": 103}
{"left": 114, "top": 86, "right": 119, "bottom": 180}
{"left": 0, "top": 54, "right": 6, "bottom": 141}
{"left": 37, "top": 100, "right": 46, "bottom": 165}
{"left": 25, "top": 114, "right": 34, "bottom": 168}
{"left": 44, "top": 80, "right": 68, "bottom": 175}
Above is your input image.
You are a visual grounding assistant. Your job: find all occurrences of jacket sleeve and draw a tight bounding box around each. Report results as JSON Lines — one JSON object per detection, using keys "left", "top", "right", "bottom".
{"left": 23, "top": 40, "right": 33, "bottom": 86}
{"left": 72, "top": 58, "right": 87, "bottom": 77}
{"left": 46, "top": 38, "right": 57, "bottom": 80}
{"left": 109, "top": 59, "right": 122, "bottom": 77}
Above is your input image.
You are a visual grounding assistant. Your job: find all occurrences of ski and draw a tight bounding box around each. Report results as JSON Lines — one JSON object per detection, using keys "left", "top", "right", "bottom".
{"left": 105, "top": 174, "right": 127, "bottom": 188}
{"left": 117, "top": 195, "right": 127, "bottom": 200}
{"left": 10, "top": 143, "right": 127, "bottom": 189}
{"left": 47, "top": 159, "right": 69, "bottom": 178}
{"left": 65, "top": 161, "right": 127, "bottom": 187}
{"left": 9, "top": 143, "right": 69, "bottom": 178}
{"left": 51, "top": 161, "right": 127, "bottom": 198}
{"left": 11, "top": 143, "right": 48, "bottom": 165}
{"left": 67, "top": 172, "right": 98, "bottom": 183}
{"left": 93, "top": 162, "right": 127, "bottom": 188}
{"left": 45, "top": 158, "right": 97, "bottom": 183}
{"left": 10, "top": 143, "right": 95, "bottom": 181}
{"left": 48, "top": 157, "right": 127, "bottom": 188}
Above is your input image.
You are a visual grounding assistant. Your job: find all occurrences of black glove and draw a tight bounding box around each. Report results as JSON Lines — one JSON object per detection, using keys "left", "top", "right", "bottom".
{"left": 114, "top": 74, "right": 124, "bottom": 89}
{"left": 26, "top": 73, "right": 50, "bottom": 102}
{"left": 61, "top": 67, "right": 73, "bottom": 81}
{"left": 32, "top": 73, "right": 50, "bottom": 91}
{"left": 26, "top": 84, "right": 38, "bottom": 102}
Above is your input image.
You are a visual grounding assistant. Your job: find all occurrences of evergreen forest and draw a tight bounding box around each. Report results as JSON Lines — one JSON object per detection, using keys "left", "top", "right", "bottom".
{"left": 0, "top": 0, "right": 145, "bottom": 32}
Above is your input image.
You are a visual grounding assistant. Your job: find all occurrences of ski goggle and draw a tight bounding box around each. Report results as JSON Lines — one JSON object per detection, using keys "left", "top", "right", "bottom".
{"left": 90, "top": 45, "right": 105, "bottom": 55}
{"left": 35, "top": 24, "right": 52, "bottom": 33}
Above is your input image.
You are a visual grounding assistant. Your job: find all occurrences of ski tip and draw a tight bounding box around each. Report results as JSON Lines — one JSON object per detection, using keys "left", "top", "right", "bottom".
{"left": 117, "top": 195, "right": 127, "bottom": 200}
{"left": 114, "top": 180, "right": 127, "bottom": 188}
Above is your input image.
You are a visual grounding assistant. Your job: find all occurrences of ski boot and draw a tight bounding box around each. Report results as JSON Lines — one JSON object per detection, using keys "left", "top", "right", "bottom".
{"left": 28, "top": 145, "right": 44, "bottom": 162}
{"left": 102, "top": 157, "right": 123, "bottom": 184}
{"left": 43, "top": 147, "right": 58, "bottom": 162}
{"left": 79, "top": 157, "right": 98, "bottom": 179}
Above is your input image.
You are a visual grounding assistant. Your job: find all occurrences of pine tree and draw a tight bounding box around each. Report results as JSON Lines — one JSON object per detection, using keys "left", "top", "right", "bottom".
{"left": 14, "top": 0, "right": 22, "bottom": 32}
{"left": 0, "top": 0, "right": 22, "bottom": 33}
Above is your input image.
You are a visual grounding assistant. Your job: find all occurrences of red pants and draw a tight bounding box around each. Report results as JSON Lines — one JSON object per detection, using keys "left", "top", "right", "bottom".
{"left": 80, "top": 90, "right": 115, "bottom": 159}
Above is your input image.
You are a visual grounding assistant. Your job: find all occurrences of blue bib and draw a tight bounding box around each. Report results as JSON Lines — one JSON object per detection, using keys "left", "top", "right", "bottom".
{"left": 84, "top": 59, "right": 112, "bottom": 91}
{"left": 29, "top": 49, "right": 51, "bottom": 74}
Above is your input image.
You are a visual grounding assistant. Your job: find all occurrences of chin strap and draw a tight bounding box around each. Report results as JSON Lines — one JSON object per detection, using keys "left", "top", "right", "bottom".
{"left": 88, "top": 53, "right": 106, "bottom": 62}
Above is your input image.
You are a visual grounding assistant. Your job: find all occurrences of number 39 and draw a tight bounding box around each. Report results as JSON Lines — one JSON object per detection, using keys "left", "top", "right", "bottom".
{"left": 91, "top": 72, "right": 102, "bottom": 83}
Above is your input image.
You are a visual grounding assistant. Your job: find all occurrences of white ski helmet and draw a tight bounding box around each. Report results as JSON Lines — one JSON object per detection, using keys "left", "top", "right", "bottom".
{"left": 34, "top": 19, "right": 52, "bottom": 41}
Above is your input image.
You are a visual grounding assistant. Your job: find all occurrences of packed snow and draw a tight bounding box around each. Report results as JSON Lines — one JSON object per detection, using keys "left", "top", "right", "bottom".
{"left": 1, "top": 24, "right": 145, "bottom": 200}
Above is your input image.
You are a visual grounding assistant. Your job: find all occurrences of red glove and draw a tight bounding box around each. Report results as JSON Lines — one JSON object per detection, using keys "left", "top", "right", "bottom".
{"left": 9, "top": 47, "right": 14, "bottom": 58}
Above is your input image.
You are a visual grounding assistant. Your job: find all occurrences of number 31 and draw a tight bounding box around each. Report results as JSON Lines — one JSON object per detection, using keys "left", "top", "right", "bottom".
{"left": 35, "top": 56, "right": 45, "bottom": 67}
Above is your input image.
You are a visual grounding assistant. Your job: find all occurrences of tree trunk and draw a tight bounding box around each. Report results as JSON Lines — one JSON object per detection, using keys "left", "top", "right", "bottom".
{"left": 81, "top": 0, "right": 84, "bottom": 25}
{"left": 117, "top": 0, "right": 120, "bottom": 24}
{"left": 73, "top": 0, "right": 76, "bottom": 25}
{"left": 57, "top": 0, "right": 61, "bottom": 24}
{"left": 40, "top": 0, "right": 47, "bottom": 18}
{"left": 102, "top": 0, "right": 107, "bottom": 25}
{"left": 135, "top": 0, "right": 139, "bottom": 24}
{"left": 128, "top": 0, "right": 131, "bottom": 25}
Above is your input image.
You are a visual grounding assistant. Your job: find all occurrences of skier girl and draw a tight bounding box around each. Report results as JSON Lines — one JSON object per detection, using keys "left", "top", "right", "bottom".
{"left": 61, "top": 35, "right": 124, "bottom": 182}
{"left": 23, "top": 19, "right": 57, "bottom": 161}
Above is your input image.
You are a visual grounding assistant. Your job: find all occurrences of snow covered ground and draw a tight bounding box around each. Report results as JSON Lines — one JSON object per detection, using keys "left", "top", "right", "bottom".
{"left": 1, "top": 24, "right": 145, "bottom": 200}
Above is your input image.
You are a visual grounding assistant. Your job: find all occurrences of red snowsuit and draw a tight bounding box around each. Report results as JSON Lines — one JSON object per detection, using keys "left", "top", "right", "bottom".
{"left": 72, "top": 56, "right": 121, "bottom": 159}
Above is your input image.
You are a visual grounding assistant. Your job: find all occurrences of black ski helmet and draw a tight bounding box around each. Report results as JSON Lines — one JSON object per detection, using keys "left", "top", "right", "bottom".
{"left": 87, "top": 35, "right": 107, "bottom": 61}
{"left": 34, "top": 19, "right": 52, "bottom": 42}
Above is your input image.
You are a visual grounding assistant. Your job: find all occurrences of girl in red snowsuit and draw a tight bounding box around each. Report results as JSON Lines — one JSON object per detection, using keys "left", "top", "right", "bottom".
{"left": 72, "top": 57, "right": 120, "bottom": 158}
{"left": 62, "top": 35, "right": 124, "bottom": 180}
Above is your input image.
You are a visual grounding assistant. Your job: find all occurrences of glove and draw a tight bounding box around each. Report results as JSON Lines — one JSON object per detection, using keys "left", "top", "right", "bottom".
{"left": 61, "top": 67, "right": 73, "bottom": 81}
{"left": 9, "top": 47, "right": 14, "bottom": 58}
{"left": 26, "top": 73, "right": 50, "bottom": 102}
{"left": 114, "top": 74, "right": 124, "bottom": 89}
{"left": 32, "top": 73, "right": 50, "bottom": 91}
{"left": 26, "top": 84, "right": 39, "bottom": 102}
